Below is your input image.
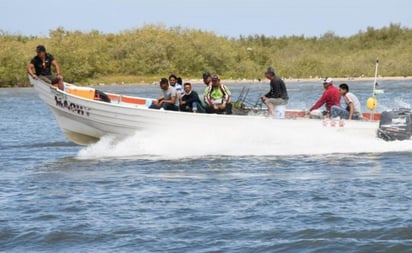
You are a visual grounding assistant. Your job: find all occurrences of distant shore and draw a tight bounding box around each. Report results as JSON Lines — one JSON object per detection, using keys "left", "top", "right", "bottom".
{"left": 174, "top": 76, "right": 412, "bottom": 86}
{"left": 8, "top": 75, "right": 412, "bottom": 88}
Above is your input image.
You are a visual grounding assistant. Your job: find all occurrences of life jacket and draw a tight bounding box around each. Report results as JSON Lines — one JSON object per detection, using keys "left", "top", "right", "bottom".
{"left": 205, "top": 84, "right": 231, "bottom": 105}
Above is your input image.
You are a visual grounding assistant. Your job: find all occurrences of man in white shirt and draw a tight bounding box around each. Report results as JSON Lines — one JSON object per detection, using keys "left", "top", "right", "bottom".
{"left": 331, "top": 83, "right": 362, "bottom": 120}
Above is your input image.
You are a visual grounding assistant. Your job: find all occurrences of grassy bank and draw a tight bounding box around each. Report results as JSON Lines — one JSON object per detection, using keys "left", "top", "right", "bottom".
{"left": 1, "top": 23, "right": 412, "bottom": 87}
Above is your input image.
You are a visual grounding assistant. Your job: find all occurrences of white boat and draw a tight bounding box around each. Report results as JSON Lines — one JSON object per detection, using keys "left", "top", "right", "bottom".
{"left": 30, "top": 77, "right": 380, "bottom": 146}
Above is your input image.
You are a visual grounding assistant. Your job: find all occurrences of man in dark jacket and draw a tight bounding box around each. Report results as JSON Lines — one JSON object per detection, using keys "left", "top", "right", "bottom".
{"left": 180, "top": 83, "right": 205, "bottom": 113}
{"left": 261, "top": 67, "right": 288, "bottom": 117}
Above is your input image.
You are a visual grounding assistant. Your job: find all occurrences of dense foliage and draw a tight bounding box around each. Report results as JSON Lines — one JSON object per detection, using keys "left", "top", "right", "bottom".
{"left": 1, "top": 23, "right": 411, "bottom": 87}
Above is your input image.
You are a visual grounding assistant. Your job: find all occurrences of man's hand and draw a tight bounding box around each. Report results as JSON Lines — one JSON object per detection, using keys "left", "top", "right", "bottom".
{"left": 218, "top": 103, "right": 226, "bottom": 110}
{"left": 32, "top": 74, "right": 38, "bottom": 79}
{"left": 261, "top": 96, "right": 267, "bottom": 102}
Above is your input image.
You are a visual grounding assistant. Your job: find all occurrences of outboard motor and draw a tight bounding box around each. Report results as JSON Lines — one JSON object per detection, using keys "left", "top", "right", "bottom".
{"left": 377, "top": 108, "right": 412, "bottom": 141}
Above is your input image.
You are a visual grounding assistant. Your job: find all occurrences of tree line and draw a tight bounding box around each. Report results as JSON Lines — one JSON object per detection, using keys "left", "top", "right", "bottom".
{"left": 0, "top": 23, "right": 411, "bottom": 87}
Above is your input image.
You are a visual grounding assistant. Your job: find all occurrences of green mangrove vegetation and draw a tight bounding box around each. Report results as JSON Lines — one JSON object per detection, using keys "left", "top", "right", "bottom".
{"left": 0, "top": 23, "right": 411, "bottom": 87}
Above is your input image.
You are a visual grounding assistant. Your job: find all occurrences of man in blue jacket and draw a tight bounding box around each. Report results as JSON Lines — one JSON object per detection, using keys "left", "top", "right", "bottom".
{"left": 180, "top": 83, "right": 205, "bottom": 113}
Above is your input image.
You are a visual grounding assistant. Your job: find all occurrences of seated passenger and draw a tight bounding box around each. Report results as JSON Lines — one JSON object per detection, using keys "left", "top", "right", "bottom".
{"left": 180, "top": 83, "right": 205, "bottom": 113}
{"left": 202, "top": 72, "right": 212, "bottom": 86}
{"left": 169, "top": 74, "right": 183, "bottom": 94}
{"left": 27, "top": 45, "right": 64, "bottom": 90}
{"left": 331, "top": 83, "right": 362, "bottom": 120}
{"left": 204, "top": 75, "right": 232, "bottom": 114}
{"left": 261, "top": 67, "right": 288, "bottom": 118}
{"left": 176, "top": 77, "right": 183, "bottom": 86}
{"left": 308, "top": 77, "right": 341, "bottom": 118}
{"left": 149, "top": 78, "right": 178, "bottom": 111}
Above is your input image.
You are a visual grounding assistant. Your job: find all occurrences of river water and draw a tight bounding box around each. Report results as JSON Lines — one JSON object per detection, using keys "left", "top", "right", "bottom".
{"left": 1, "top": 80, "right": 412, "bottom": 252}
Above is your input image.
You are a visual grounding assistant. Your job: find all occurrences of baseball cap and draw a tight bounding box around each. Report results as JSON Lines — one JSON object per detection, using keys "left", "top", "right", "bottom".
{"left": 211, "top": 75, "right": 220, "bottom": 81}
{"left": 323, "top": 77, "right": 333, "bottom": 84}
{"left": 265, "top": 67, "right": 275, "bottom": 75}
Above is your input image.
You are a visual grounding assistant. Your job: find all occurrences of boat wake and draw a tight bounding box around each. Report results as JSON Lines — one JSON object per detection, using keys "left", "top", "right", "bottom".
{"left": 76, "top": 117, "right": 412, "bottom": 160}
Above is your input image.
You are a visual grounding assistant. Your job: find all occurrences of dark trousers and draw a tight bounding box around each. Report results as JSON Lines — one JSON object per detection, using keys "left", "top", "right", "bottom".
{"left": 205, "top": 103, "right": 232, "bottom": 114}
{"left": 149, "top": 103, "right": 178, "bottom": 111}
{"left": 180, "top": 101, "right": 206, "bottom": 113}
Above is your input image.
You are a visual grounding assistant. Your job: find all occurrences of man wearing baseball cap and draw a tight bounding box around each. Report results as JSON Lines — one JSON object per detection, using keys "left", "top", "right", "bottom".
{"left": 308, "top": 77, "right": 341, "bottom": 118}
{"left": 261, "top": 67, "right": 288, "bottom": 117}
{"left": 204, "top": 75, "right": 232, "bottom": 114}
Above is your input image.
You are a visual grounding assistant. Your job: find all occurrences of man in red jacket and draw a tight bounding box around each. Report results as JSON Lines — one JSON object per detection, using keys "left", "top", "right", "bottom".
{"left": 308, "top": 77, "right": 341, "bottom": 118}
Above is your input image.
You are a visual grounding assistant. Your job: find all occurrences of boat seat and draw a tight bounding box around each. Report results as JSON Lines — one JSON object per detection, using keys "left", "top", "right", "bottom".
{"left": 121, "top": 96, "right": 146, "bottom": 105}
{"left": 66, "top": 86, "right": 96, "bottom": 100}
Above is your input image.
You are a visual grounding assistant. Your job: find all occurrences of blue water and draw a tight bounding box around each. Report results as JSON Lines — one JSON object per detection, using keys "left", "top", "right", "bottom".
{"left": 1, "top": 80, "right": 412, "bottom": 252}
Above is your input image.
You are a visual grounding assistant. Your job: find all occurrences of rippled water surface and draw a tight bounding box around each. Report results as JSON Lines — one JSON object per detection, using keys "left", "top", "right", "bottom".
{"left": 1, "top": 80, "right": 412, "bottom": 252}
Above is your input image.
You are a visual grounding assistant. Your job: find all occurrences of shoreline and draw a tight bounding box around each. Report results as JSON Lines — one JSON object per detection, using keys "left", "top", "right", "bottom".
{"left": 7, "top": 76, "right": 412, "bottom": 88}
{"left": 220, "top": 76, "right": 412, "bottom": 84}
{"left": 108, "top": 75, "right": 412, "bottom": 86}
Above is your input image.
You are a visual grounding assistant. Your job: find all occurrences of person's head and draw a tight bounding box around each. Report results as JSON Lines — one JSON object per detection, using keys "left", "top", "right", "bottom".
{"left": 176, "top": 77, "right": 183, "bottom": 85}
{"left": 183, "top": 82, "right": 192, "bottom": 94}
{"left": 339, "top": 83, "right": 349, "bottom": 95}
{"left": 211, "top": 75, "right": 220, "bottom": 87}
{"left": 265, "top": 67, "right": 276, "bottom": 80}
{"left": 203, "top": 72, "right": 212, "bottom": 85}
{"left": 169, "top": 74, "right": 177, "bottom": 86}
{"left": 160, "top": 78, "right": 169, "bottom": 90}
{"left": 322, "top": 77, "right": 333, "bottom": 89}
{"left": 36, "top": 45, "right": 46, "bottom": 58}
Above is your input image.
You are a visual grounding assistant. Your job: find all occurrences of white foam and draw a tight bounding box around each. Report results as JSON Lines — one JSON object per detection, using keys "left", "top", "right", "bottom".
{"left": 76, "top": 117, "right": 412, "bottom": 160}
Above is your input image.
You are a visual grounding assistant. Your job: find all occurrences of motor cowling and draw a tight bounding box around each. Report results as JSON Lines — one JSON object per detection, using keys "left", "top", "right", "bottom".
{"left": 377, "top": 109, "right": 412, "bottom": 141}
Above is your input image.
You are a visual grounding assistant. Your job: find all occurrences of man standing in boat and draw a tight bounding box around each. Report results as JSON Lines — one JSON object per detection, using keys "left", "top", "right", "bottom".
{"left": 331, "top": 83, "right": 362, "bottom": 120}
{"left": 149, "top": 78, "right": 179, "bottom": 111}
{"left": 27, "top": 45, "right": 64, "bottom": 90}
{"left": 308, "top": 77, "right": 341, "bottom": 118}
{"left": 261, "top": 67, "right": 289, "bottom": 118}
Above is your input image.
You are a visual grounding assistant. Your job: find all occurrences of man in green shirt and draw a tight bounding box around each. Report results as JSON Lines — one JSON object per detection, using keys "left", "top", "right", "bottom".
{"left": 204, "top": 75, "right": 232, "bottom": 114}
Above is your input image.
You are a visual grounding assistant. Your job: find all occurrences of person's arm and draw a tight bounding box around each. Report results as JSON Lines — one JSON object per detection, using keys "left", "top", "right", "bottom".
{"left": 217, "top": 86, "right": 230, "bottom": 110}
{"left": 348, "top": 102, "right": 355, "bottom": 120}
{"left": 310, "top": 92, "right": 327, "bottom": 111}
{"left": 264, "top": 88, "right": 272, "bottom": 98}
{"left": 204, "top": 86, "right": 213, "bottom": 106}
{"left": 264, "top": 79, "right": 275, "bottom": 98}
{"left": 152, "top": 95, "right": 164, "bottom": 106}
{"left": 223, "top": 85, "right": 231, "bottom": 103}
{"left": 179, "top": 94, "right": 186, "bottom": 105}
{"left": 161, "top": 96, "right": 176, "bottom": 105}
{"left": 51, "top": 59, "right": 62, "bottom": 78}
{"left": 27, "top": 63, "right": 38, "bottom": 79}
{"left": 160, "top": 88, "right": 177, "bottom": 105}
